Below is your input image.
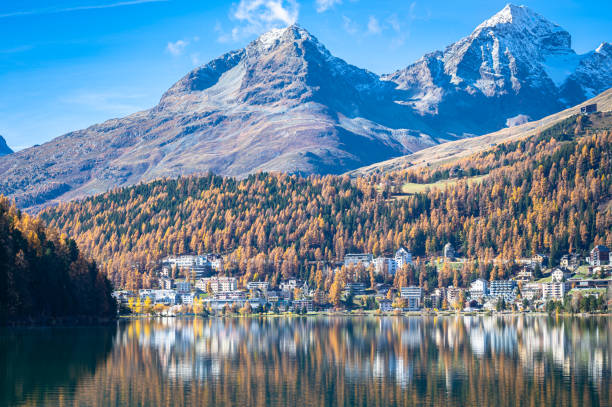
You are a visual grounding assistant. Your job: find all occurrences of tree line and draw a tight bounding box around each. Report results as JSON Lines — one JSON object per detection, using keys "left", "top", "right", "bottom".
{"left": 0, "top": 196, "right": 116, "bottom": 324}
{"left": 39, "top": 115, "right": 611, "bottom": 290}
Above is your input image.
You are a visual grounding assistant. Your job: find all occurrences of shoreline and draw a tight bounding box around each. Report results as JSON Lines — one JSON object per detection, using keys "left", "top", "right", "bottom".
{"left": 118, "top": 310, "right": 612, "bottom": 319}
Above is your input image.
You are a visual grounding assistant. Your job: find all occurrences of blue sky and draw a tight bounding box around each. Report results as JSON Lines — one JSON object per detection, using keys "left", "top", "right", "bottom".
{"left": 1, "top": 0, "right": 611, "bottom": 150}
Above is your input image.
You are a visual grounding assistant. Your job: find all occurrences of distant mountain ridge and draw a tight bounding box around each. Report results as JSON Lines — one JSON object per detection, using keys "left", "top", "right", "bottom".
{"left": 0, "top": 4, "right": 610, "bottom": 210}
{"left": 384, "top": 4, "right": 612, "bottom": 136}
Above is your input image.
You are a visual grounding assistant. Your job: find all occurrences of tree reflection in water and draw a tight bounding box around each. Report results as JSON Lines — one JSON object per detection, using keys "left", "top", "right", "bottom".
{"left": 2, "top": 316, "right": 611, "bottom": 406}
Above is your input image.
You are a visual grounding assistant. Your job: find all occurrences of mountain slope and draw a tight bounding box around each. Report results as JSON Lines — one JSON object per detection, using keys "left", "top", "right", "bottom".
{"left": 0, "top": 25, "right": 438, "bottom": 211}
{"left": 384, "top": 4, "right": 612, "bottom": 136}
{"left": 0, "top": 136, "right": 12, "bottom": 156}
{"left": 39, "top": 118, "right": 611, "bottom": 286}
{"left": 350, "top": 87, "right": 612, "bottom": 176}
{"left": 0, "top": 4, "right": 610, "bottom": 211}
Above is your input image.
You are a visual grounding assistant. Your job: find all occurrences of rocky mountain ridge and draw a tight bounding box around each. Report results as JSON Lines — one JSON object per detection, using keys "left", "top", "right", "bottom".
{"left": 0, "top": 136, "right": 12, "bottom": 156}
{"left": 0, "top": 4, "right": 610, "bottom": 211}
{"left": 384, "top": 4, "right": 612, "bottom": 135}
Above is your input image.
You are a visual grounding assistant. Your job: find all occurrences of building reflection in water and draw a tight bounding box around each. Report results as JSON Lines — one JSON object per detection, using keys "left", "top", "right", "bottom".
{"left": 3, "top": 316, "right": 611, "bottom": 406}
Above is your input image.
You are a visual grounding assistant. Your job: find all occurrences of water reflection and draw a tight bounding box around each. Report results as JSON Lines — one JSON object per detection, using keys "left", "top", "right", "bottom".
{"left": 2, "top": 316, "right": 611, "bottom": 406}
{"left": 1, "top": 326, "right": 115, "bottom": 406}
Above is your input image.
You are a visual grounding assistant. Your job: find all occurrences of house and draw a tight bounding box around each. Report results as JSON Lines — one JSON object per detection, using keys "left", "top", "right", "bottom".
{"left": 542, "top": 282, "right": 566, "bottom": 300}
{"left": 344, "top": 253, "right": 374, "bottom": 268}
{"left": 175, "top": 281, "right": 191, "bottom": 294}
{"left": 161, "top": 255, "right": 213, "bottom": 278}
{"left": 214, "top": 291, "right": 247, "bottom": 301}
{"left": 247, "top": 281, "right": 270, "bottom": 292}
{"left": 430, "top": 288, "right": 446, "bottom": 309}
{"left": 207, "top": 255, "right": 224, "bottom": 271}
{"left": 378, "top": 299, "right": 393, "bottom": 312}
{"left": 443, "top": 243, "right": 455, "bottom": 260}
{"left": 265, "top": 290, "right": 290, "bottom": 303}
{"left": 532, "top": 254, "right": 549, "bottom": 267}
{"left": 139, "top": 289, "right": 178, "bottom": 305}
{"left": 373, "top": 257, "right": 397, "bottom": 275}
{"left": 196, "top": 277, "right": 237, "bottom": 293}
{"left": 489, "top": 280, "right": 517, "bottom": 302}
{"left": 400, "top": 286, "right": 423, "bottom": 310}
{"left": 111, "top": 290, "right": 137, "bottom": 304}
{"left": 521, "top": 283, "right": 542, "bottom": 301}
{"left": 590, "top": 245, "right": 610, "bottom": 266}
{"left": 279, "top": 279, "right": 307, "bottom": 293}
{"left": 516, "top": 268, "right": 534, "bottom": 283}
{"left": 344, "top": 282, "right": 366, "bottom": 295}
{"left": 394, "top": 247, "right": 413, "bottom": 269}
{"left": 469, "top": 279, "right": 489, "bottom": 299}
{"left": 180, "top": 293, "right": 196, "bottom": 305}
{"left": 580, "top": 103, "right": 597, "bottom": 114}
{"left": 446, "top": 286, "right": 462, "bottom": 305}
{"left": 159, "top": 278, "right": 173, "bottom": 290}
{"left": 291, "top": 299, "right": 313, "bottom": 312}
{"left": 551, "top": 268, "right": 571, "bottom": 283}
{"left": 560, "top": 253, "right": 581, "bottom": 269}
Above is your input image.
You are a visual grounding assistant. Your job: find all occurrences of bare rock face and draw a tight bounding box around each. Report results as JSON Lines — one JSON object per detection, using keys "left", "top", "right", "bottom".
{"left": 0, "top": 25, "right": 439, "bottom": 210}
{"left": 383, "top": 4, "right": 612, "bottom": 137}
{"left": 0, "top": 136, "right": 12, "bottom": 156}
{"left": 0, "top": 5, "right": 609, "bottom": 210}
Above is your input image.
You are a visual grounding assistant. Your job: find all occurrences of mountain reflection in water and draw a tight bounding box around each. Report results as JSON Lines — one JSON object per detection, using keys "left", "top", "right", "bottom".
{"left": 2, "top": 316, "right": 610, "bottom": 406}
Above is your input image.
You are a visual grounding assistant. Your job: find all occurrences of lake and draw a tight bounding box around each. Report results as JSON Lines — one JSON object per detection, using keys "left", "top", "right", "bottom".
{"left": 2, "top": 315, "right": 610, "bottom": 406}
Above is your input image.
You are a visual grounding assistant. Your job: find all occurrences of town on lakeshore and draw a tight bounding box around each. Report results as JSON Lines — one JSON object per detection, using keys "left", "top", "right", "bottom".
{"left": 113, "top": 243, "right": 611, "bottom": 316}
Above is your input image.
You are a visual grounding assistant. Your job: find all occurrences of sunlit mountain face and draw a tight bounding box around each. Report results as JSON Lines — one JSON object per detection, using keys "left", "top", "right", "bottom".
{"left": 1, "top": 5, "right": 610, "bottom": 211}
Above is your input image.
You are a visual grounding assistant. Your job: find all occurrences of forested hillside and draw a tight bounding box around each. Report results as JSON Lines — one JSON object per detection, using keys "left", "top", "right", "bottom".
{"left": 40, "top": 115, "right": 612, "bottom": 289}
{"left": 0, "top": 197, "right": 116, "bottom": 324}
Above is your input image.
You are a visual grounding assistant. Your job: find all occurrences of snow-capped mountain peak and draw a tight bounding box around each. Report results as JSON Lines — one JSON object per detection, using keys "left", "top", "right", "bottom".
{"left": 384, "top": 3, "right": 610, "bottom": 135}
{"left": 477, "top": 4, "right": 564, "bottom": 36}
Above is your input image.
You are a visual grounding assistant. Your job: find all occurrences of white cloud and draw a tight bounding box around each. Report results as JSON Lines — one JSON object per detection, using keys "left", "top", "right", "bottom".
{"left": 0, "top": 0, "right": 167, "bottom": 19}
{"left": 342, "top": 15, "right": 358, "bottom": 35}
{"left": 387, "top": 14, "right": 401, "bottom": 33}
{"left": 315, "top": 0, "right": 342, "bottom": 13}
{"left": 367, "top": 16, "right": 381, "bottom": 35}
{"left": 166, "top": 40, "right": 188, "bottom": 56}
{"left": 227, "top": 0, "right": 299, "bottom": 41}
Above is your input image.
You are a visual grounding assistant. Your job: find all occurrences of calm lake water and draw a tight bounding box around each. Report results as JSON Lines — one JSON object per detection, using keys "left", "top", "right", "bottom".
{"left": 1, "top": 315, "right": 611, "bottom": 406}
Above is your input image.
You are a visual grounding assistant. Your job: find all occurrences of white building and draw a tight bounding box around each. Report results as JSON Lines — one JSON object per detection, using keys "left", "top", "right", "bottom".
{"left": 159, "top": 278, "right": 173, "bottom": 290}
{"left": 542, "top": 282, "right": 566, "bottom": 300}
{"left": 162, "top": 255, "right": 212, "bottom": 277}
{"left": 489, "top": 280, "right": 517, "bottom": 302}
{"left": 516, "top": 268, "right": 534, "bottom": 282}
{"left": 139, "top": 289, "right": 178, "bottom": 305}
{"left": 521, "top": 283, "right": 542, "bottom": 301}
{"left": 394, "top": 247, "right": 412, "bottom": 269}
{"left": 446, "top": 286, "right": 462, "bottom": 306}
{"left": 400, "top": 286, "right": 423, "bottom": 310}
{"left": 180, "top": 293, "right": 195, "bottom": 305}
{"left": 279, "top": 279, "right": 306, "bottom": 293}
{"left": 378, "top": 299, "right": 393, "bottom": 312}
{"left": 175, "top": 281, "right": 191, "bottom": 294}
{"left": 196, "top": 277, "right": 237, "bottom": 293}
{"left": 444, "top": 243, "right": 455, "bottom": 260}
{"left": 247, "top": 281, "right": 269, "bottom": 292}
{"left": 344, "top": 253, "right": 374, "bottom": 268}
{"left": 551, "top": 268, "right": 571, "bottom": 283}
{"left": 469, "top": 278, "right": 488, "bottom": 299}
{"left": 373, "top": 257, "right": 397, "bottom": 275}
